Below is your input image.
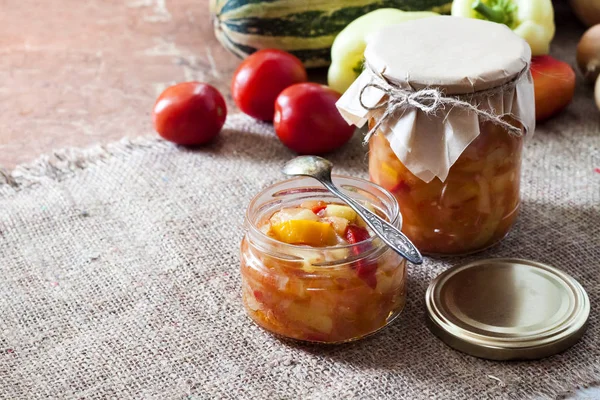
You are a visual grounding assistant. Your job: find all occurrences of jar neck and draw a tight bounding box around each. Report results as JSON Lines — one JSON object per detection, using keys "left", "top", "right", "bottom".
{"left": 244, "top": 176, "right": 400, "bottom": 266}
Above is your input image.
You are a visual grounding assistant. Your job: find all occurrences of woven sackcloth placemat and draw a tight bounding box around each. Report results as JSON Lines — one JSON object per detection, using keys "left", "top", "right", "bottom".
{"left": 1, "top": 41, "right": 600, "bottom": 400}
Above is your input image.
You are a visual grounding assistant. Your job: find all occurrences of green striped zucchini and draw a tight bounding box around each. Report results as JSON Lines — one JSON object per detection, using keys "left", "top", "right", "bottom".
{"left": 210, "top": 0, "right": 452, "bottom": 68}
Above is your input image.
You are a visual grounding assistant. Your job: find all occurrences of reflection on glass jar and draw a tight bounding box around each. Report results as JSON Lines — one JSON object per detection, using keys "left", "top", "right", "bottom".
{"left": 241, "top": 176, "right": 407, "bottom": 343}
{"left": 369, "top": 120, "right": 523, "bottom": 255}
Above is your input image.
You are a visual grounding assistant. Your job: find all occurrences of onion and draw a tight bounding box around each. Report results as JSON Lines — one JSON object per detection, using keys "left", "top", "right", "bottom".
{"left": 595, "top": 76, "right": 600, "bottom": 111}
{"left": 577, "top": 25, "right": 600, "bottom": 83}
{"left": 570, "top": 0, "right": 600, "bottom": 27}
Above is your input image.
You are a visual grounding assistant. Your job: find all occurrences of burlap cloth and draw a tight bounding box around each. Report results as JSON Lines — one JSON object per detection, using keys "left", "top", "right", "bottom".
{"left": 1, "top": 34, "right": 600, "bottom": 400}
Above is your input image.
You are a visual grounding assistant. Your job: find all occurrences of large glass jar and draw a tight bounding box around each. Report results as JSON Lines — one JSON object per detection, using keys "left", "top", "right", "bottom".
{"left": 369, "top": 120, "right": 523, "bottom": 255}
{"left": 241, "top": 176, "right": 407, "bottom": 343}
{"left": 335, "top": 17, "right": 534, "bottom": 256}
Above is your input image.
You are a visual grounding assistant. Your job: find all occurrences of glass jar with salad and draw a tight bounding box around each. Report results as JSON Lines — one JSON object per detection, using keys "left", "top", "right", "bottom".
{"left": 368, "top": 119, "right": 523, "bottom": 255}
{"left": 241, "top": 176, "right": 407, "bottom": 343}
{"left": 336, "top": 16, "right": 535, "bottom": 255}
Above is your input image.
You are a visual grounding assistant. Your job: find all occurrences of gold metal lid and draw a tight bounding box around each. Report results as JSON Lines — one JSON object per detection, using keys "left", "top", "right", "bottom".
{"left": 426, "top": 258, "right": 590, "bottom": 361}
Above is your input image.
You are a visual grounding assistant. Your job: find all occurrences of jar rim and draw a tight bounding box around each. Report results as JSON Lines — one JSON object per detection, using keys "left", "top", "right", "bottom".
{"left": 244, "top": 174, "right": 401, "bottom": 254}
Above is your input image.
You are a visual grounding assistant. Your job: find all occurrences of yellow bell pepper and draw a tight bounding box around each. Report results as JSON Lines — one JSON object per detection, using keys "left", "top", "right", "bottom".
{"left": 271, "top": 220, "right": 337, "bottom": 247}
{"left": 327, "top": 8, "right": 439, "bottom": 93}
{"left": 451, "top": 0, "right": 555, "bottom": 56}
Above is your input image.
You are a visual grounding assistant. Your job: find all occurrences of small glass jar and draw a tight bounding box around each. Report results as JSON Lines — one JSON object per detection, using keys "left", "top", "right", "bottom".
{"left": 369, "top": 119, "right": 523, "bottom": 255}
{"left": 241, "top": 176, "right": 407, "bottom": 343}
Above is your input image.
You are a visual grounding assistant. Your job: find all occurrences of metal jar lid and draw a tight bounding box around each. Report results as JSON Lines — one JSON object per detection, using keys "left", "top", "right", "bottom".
{"left": 426, "top": 258, "right": 590, "bottom": 361}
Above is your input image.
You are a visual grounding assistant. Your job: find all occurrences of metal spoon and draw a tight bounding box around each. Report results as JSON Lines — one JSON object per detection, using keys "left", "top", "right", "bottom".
{"left": 282, "top": 155, "right": 423, "bottom": 265}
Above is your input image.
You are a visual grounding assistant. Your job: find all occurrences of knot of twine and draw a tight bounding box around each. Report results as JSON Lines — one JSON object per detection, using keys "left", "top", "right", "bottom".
{"left": 359, "top": 63, "right": 527, "bottom": 144}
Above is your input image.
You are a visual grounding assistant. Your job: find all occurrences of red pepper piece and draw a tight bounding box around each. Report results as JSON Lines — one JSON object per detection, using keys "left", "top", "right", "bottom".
{"left": 307, "top": 200, "right": 328, "bottom": 214}
{"left": 391, "top": 180, "right": 411, "bottom": 194}
{"left": 345, "top": 225, "right": 370, "bottom": 244}
{"left": 253, "top": 290, "right": 265, "bottom": 303}
{"left": 356, "top": 263, "right": 378, "bottom": 290}
{"left": 345, "top": 225, "right": 377, "bottom": 289}
{"left": 311, "top": 204, "right": 327, "bottom": 214}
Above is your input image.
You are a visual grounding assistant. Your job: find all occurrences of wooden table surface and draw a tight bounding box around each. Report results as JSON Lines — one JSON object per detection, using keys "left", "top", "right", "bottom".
{"left": 0, "top": 0, "right": 240, "bottom": 169}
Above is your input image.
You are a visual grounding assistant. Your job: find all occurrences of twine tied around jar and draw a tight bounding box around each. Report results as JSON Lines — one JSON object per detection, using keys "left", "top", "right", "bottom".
{"left": 358, "top": 63, "right": 528, "bottom": 144}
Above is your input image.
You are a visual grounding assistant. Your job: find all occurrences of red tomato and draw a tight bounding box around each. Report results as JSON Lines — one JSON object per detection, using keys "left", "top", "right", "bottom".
{"left": 231, "top": 49, "right": 307, "bottom": 121}
{"left": 153, "top": 82, "right": 227, "bottom": 145}
{"left": 274, "top": 83, "right": 355, "bottom": 154}
{"left": 531, "top": 55, "right": 576, "bottom": 121}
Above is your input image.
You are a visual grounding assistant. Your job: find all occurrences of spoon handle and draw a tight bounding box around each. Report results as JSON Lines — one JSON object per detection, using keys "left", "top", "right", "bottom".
{"left": 321, "top": 180, "right": 423, "bottom": 265}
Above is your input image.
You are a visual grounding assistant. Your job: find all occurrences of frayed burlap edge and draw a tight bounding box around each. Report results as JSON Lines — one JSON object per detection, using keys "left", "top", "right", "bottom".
{"left": 0, "top": 114, "right": 266, "bottom": 196}
{"left": 557, "top": 381, "right": 600, "bottom": 400}
{"left": 0, "top": 136, "right": 170, "bottom": 195}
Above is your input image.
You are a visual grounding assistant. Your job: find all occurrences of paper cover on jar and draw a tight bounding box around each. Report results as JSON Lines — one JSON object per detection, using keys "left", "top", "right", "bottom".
{"left": 336, "top": 16, "right": 535, "bottom": 183}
